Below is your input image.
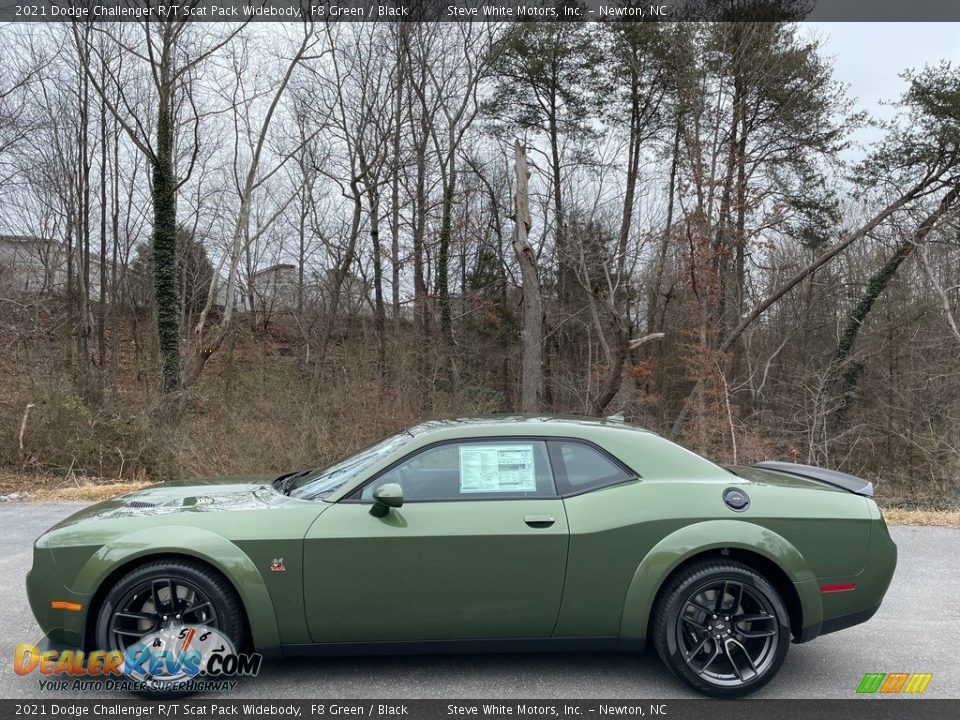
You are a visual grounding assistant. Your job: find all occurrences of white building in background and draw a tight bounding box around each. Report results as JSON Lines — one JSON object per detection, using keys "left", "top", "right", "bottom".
{"left": 0, "top": 234, "right": 70, "bottom": 294}
{"left": 250, "top": 262, "right": 299, "bottom": 314}
{"left": 1, "top": 234, "right": 371, "bottom": 319}
{"left": 250, "top": 262, "right": 371, "bottom": 318}
{"left": 0, "top": 233, "right": 237, "bottom": 309}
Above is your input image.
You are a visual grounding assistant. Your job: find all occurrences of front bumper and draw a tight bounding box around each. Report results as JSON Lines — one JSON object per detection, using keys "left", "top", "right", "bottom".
{"left": 26, "top": 545, "right": 90, "bottom": 648}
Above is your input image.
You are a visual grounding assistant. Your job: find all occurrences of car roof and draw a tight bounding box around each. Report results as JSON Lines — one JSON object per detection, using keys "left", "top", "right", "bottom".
{"left": 404, "top": 414, "right": 656, "bottom": 439}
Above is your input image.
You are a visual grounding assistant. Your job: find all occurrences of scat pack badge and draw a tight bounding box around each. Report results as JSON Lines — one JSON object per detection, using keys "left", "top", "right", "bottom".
{"left": 270, "top": 558, "right": 286, "bottom": 572}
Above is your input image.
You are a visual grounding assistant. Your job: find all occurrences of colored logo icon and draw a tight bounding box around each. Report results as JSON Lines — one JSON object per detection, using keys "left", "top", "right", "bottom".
{"left": 857, "top": 672, "right": 933, "bottom": 694}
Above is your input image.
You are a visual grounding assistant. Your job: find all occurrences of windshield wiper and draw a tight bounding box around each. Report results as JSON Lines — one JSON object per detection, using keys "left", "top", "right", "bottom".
{"left": 277, "top": 469, "right": 314, "bottom": 496}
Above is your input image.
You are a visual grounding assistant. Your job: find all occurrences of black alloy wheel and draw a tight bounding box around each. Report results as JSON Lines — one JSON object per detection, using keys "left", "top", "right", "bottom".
{"left": 94, "top": 558, "right": 245, "bottom": 694}
{"left": 653, "top": 559, "right": 791, "bottom": 697}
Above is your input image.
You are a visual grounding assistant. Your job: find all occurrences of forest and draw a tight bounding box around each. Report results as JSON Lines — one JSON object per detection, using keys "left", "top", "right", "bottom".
{"left": 1, "top": 10, "right": 959, "bottom": 509}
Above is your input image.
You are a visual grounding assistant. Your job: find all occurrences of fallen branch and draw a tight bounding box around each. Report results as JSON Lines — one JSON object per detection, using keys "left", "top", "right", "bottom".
{"left": 629, "top": 332, "right": 666, "bottom": 351}
{"left": 18, "top": 402, "right": 34, "bottom": 454}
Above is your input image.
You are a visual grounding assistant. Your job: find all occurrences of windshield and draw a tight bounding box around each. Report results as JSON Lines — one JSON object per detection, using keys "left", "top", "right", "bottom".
{"left": 286, "top": 431, "right": 413, "bottom": 500}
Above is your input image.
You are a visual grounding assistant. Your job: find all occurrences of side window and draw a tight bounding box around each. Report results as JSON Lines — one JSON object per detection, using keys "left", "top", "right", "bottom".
{"left": 355, "top": 440, "right": 556, "bottom": 502}
{"left": 550, "top": 440, "right": 635, "bottom": 495}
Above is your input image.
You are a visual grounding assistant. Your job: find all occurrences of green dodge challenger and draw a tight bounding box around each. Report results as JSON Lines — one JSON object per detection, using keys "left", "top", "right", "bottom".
{"left": 27, "top": 416, "right": 896, "bottom": 697}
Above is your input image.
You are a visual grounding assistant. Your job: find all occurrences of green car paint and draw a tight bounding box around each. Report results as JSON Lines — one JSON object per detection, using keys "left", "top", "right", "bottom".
{"left": 26, "top": 415, "right": 896, "bottom": 659}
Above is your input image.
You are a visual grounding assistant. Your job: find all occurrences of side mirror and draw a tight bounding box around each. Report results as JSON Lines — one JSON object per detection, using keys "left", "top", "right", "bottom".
{"left": 370, "top": 483, "right": 403, "bottom": 517}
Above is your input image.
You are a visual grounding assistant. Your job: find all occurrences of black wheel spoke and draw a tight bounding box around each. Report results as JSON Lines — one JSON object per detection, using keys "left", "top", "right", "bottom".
{"left": 735, "top": 613, "right": 777, "bottom": 638}
{"left": 113, "top": 626, "right": 149, "bottom": 638}
{"left": 111, "top": 611, "right": 158, "bottom": 638}
{"left": 114, "top": 610, "right": 157, "bottom": 622}
{"left": 723, "top": 640, "right": 744, "bottom": 680}
{"left": 714, "top": 582, "right": 728, "bottom": 613}
{"left": 167, "top": 579, "right": 179, "bottom": 614}
{"left": 685, "top": 634, "right": 710, "bottom": 662}
{"left": 686, "top": 600, "right": 714, "bottom": 617}
{"left": 724, "top": 637, "right": 758, "bottom": 679}
{"left": 738, "top": 627, "right": 776, "bottom": 638}
{"left": 737, "top": 613, "right": 773, "bottom": 622}
{"left": 698, "top": 645, "right": 722, "bottom": 675}
{"left": 730, "top": 583, "right": 743, "bottom": 613}
{"left": 681, "top": 615, "right": 709, "bottom": 632}
{"left": 181, "top": 601, "right": 214, "bottom": 619}
{"left": 151, "top": 579, "right": 174, "bottom": 614}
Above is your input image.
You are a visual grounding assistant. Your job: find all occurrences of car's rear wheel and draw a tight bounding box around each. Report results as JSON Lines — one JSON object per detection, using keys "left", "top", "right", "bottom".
{"left": 652, "top": 559, "right": 791, "bottom": 698}
{"left": 94, "top": 558, "right": 245, "bottom": 695}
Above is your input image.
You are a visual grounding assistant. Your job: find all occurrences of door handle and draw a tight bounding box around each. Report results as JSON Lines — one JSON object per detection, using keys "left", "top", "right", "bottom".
{"left": 524, "top": 515, "right": 556, "bottom": 528}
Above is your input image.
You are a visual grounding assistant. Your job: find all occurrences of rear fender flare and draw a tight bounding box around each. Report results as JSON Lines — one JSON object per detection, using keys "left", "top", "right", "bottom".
{"left": 74, "top": 526, "right": 281, "bottom": 649}
{"left": 618, "top": 520, "right": 822, "bottom": 640}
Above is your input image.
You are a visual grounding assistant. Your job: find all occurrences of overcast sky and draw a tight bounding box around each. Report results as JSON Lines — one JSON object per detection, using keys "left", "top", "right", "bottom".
{"left": 808, "top": 23, "right": 960, "bottom": 152}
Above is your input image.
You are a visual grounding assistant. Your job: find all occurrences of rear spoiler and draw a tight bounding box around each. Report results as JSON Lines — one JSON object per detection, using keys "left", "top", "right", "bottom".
{"left": 752, "top": 461, "right": 874, "bottom": 498}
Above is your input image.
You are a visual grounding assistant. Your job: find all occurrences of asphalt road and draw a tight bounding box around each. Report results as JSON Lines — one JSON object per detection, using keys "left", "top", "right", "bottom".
{"left": 1, "top": 502, "right": 957, "bottom": 700}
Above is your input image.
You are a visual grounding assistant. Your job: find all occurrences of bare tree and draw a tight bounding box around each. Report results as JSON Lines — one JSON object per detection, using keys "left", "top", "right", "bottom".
{"left": 184, "top": 21, "right": 324, "bottom": 388}
{"left": 513, "top": 140, "right": 541, "bottom": 413}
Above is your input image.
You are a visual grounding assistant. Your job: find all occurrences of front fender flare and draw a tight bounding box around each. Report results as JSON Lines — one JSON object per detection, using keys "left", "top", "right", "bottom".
{"left": 74, "top": 526, "right": 281, "bottom": 650}
{"left": 618, "top": 520, "right": 822, "bottom": 641}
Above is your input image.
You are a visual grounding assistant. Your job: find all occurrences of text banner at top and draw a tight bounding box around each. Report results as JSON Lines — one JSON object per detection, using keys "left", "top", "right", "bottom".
{"left": 2, "top": 0, "right": 960, "bottom": 23}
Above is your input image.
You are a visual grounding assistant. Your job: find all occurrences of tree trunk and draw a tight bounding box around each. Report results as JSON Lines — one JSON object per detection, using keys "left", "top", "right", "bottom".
{"left": 78, "top": 52, "right": 94, "bottom": 375}
{"left": 436, "top": 156, "right": 458, "bottom": 387}
{"left": 513, "top": 140, "right": 542, "bottom": 414}
{"left": 616, "top": 76, "right": 642, "bottom": 301}
{"left": 98, "top": 73, "right": 108, "bottom": 369}
{"left": 110, "top": 116, "right": 121, "bottom": 400}
{"left": 152, "top": 87, "right": 180, "bottom": 394}
{"left": 391, "top": 27, "right": 405, "bottom": 327}
{"left": 645, "top": 117, "right": 681, "bottom": 396}
{"left": 412, "top": 122, "right": 429, "bottom": 343}
{"left": 370, "top": 193, "right": 387, "bottom": 379}
{"left": 590, "top": 305, "right": 628, "bottom": 416}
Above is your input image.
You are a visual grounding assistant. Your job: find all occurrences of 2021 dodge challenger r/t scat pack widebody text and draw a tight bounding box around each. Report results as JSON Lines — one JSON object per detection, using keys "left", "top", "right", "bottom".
{"left": 27, "top": 415, "right": 896, "bottom": 697}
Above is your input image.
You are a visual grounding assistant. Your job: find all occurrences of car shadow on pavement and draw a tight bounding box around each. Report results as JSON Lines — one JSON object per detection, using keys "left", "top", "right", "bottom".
{"left": 225, "top": 651, "right": 697, "bottom": 699}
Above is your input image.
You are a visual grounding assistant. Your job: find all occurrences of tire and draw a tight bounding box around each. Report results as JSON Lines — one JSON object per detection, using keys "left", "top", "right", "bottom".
{"left": 652, "top": 559, "right": 791, "bottom": 698}
{"left": 95, "top": 558, "right": 245, "bottom": 697}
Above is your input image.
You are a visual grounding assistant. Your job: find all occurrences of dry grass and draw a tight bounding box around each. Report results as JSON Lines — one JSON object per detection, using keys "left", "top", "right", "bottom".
{"left": 880, "top": 507, "right": 960, "bottom": 528}
{"left": 0, "top": 470, "right": 151, "bottom": 503}
{"left": 30, "top": 480, "right": 151, "bottom": 502}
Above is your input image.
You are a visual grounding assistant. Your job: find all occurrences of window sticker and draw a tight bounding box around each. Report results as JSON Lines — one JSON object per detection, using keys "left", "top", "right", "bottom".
{"left": 459, "top": 444, "right": 537, "bottom": 493}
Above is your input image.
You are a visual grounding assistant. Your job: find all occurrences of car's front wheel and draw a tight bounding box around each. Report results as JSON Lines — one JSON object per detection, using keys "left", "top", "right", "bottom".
{"left": 652, "top": 559, "right": 791, "bottom": 698}
{"left": 94, "top": 558, "right": 245, "bottom": 695}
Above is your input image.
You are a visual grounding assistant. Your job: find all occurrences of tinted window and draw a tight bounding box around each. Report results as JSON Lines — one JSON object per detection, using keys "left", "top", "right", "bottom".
{"left": 551, "top": 440, "right": 634, "bottom": 495}
{"left": 355, "top": 440, "right": 556, "bottom": 501}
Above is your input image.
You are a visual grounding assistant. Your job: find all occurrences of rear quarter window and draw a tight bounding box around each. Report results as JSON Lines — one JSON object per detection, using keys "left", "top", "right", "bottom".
{"left": 549, "top": 440, "right": 636, "bottom": 495}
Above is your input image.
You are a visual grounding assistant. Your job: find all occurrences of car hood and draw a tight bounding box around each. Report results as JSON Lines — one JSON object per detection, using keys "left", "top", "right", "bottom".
{"left": 48, "top": 474, "right": 286, "bottom": 530}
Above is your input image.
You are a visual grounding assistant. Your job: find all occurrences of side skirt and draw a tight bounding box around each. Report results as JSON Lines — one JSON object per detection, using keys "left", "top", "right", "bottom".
{"left": 273, "top": 636, "right": 640, "bottom": 659}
